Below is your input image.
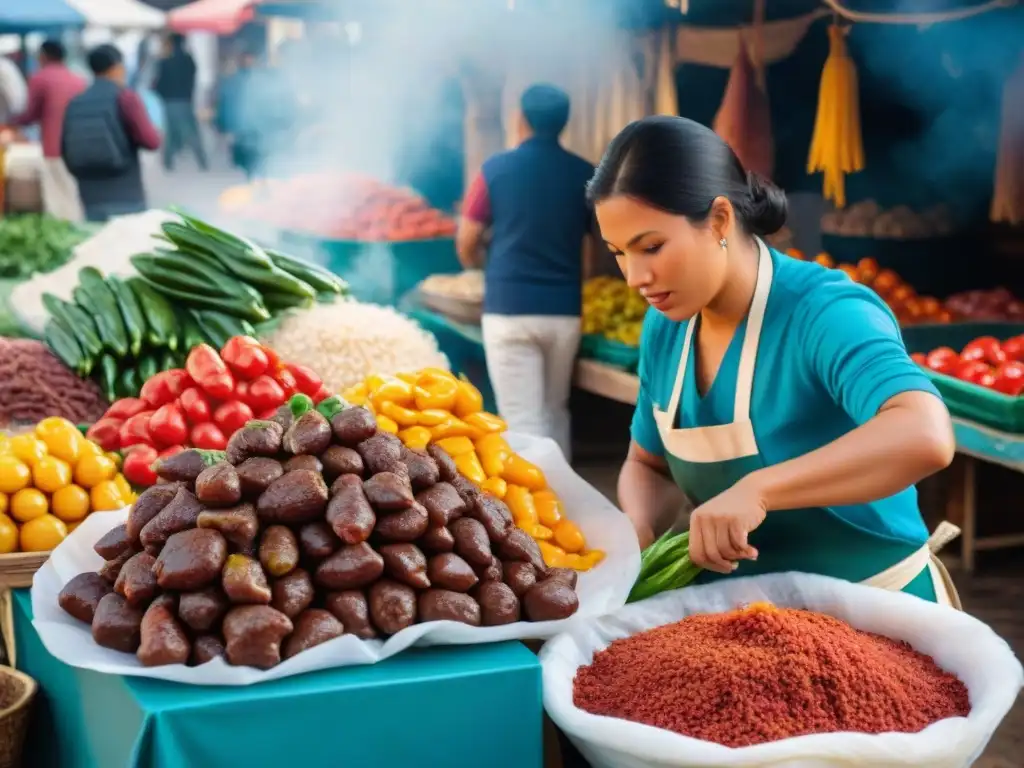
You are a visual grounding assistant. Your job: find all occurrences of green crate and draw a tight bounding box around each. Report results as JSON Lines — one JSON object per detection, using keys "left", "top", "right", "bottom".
{"left": 579, "top": 334, "right": 640, "bottom": 372}
{"left": 902, "top": 322, "right": 1024, "bottom": 433}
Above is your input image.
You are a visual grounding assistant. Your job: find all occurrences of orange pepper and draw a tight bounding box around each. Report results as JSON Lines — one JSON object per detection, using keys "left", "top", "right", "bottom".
{"left": 504, "top": 484, "right": 538, "bottom": 527}
{"left": 430, "top": 417, "right": 476, "bottom": 441}
{"left": 475, "top": 433, "right": 510, "bottom": 477}
{"left": 378, "top": 401, "right": 419, "bottom": 427}
{"left": 398, "top": 426, "right": 432, "bottom": 451}
{"left": 583, "top": 550, "right": 606, "bottom": 568}
{"left": 434, "top": 436, "right": 475, "bottom": 457}
{"left": 553, "top": 519, "right": 585, "bottom": 553}
{"left": 376, "top": 414, "right": 399, "bottom": 434}
{"left": 563, "top": 550, "right": 604, "bottom": 571}
{"left": 396, "top": 372, "right": 418, "bottom": 385}
{"left": 537, "top": 540, "right": 569, "bottom": 568}
{"left": 453, "top": 451, "right": 487, "bottom": 485}
{"left": 464, "top": 412, "right": 507, "bottom": 434}
{"left": 501, "top": 453, "right": 547, "bottom": 491}
{"left": 368, "top": 376, "right": 414, "bottom": 408}
{"left": 417, "top": 409, "right": 451, "bottom": 427}
{"left": 414, "top": 373, "right": 459, "bottom": 411}
{"left": 417, "top": 367, "right": 456, "bottom": 381}
{"left": 525, "top": 524, "right": 554, "bottom": 541}
{"left": 534, "top": 492, "right": 563, "bottom": 527}
{"left": 480, "top": 476, "right": 507, "bottom": 499}
{"left": 453, "top": 376, "right": 485, "bottom": 418}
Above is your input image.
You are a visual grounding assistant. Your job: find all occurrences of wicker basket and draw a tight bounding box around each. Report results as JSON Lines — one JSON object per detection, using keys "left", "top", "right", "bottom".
{"left": 0, "top": 666, "right": 36, "bottom": 768}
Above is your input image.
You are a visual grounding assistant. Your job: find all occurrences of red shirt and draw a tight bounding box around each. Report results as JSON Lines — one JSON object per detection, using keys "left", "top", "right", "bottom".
{"left": 462, "top": 172, "right": 492, "bottom": 224}
{"left": 116, "top": 88, "right": 161, "bottom": 151}
{"left": 13, "top": 63, "right": 86, "bottom": 158}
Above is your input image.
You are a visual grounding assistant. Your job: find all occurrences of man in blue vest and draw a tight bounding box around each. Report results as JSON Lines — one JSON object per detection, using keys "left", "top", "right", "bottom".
{"left": 457, "top": 84, "right": 595, "bottom": 460}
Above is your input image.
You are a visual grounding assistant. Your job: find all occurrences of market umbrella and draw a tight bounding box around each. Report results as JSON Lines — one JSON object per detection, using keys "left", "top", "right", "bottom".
{"left": 168, "top": 0, "right": 254, "bottom": 34}
{"left": 0, "top": 0, "right": 85, "bottom": 34}
{"left": 66, "top": 0, "right": 165, "bottom": 29}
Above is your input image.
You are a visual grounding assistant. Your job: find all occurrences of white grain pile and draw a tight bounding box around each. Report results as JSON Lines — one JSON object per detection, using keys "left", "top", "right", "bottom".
{"left": 262, "top": 301, "right": 450, "bottom": 393}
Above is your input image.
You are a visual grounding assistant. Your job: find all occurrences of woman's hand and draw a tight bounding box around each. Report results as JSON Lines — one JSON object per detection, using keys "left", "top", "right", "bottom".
{"left": 689, "top": 480, "right": 766, "bottom": 573}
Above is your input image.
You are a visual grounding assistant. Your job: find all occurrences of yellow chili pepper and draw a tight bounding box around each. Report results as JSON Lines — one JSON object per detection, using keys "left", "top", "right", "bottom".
{"left": 414, "top": 373, "right": 459, "bottom": 411}
{"left": 343, "top": 382, "right": 368, "bottom": 399}
{"left": 533, "top": 492, "right": 563, "bottom": 527}
{"left": 398, "top": 426, "right": 433, "bottom": 452}
{"left": 430, "top": 417, "right": 476, "bottom": 441}
{"left": 564, "top": 550, "right": 605, "bottom": 571}
{"left": 396, "top": 372, "right": 419, "bottom": 385}
{"left": 504, "top": 484, "right": 538, "bottom": 527}
{"left": 376, "top": 415, "right": 399, "bottom": 434}
{"left": 434, "top": 436, "right": 475, "bottom": 457}
{"left": 537, "top": 540, "right": 569, "bottom": 568}
{"left": 417, "top": 367, "right": 456, "bottom": 381}
{"left": 553, "top": 519, "right": 585, "bottom": 553}
{"left": 583, "top": 549, "right": 606, "bottom": 568}
{"left": 524, "top": 524, "right": 554, "bottom": 541}
{"left": 370, "top": 376, "right": 415, "bottom": 409}
{"left": 480, "top": 476, "right": 507, "bottom": 499}
{"left": 378, "top": 401, "right": 420, "bottom": 428}
{"left": 453, "top": 451, "right": 487, "bottom": 486}
{"left": 501, "top": 453, "right": 547, "bottom": 491}
{"left": 417, "top": 409, "right": 451, "bottom": 427}
{"left": 453, "top": 377, "right": 484, "bottom": 418}
{"left": 475, "top": 433, "right": 510, "bottom": 477}
{"left": 464, "top": 411, "right": 507, "bottom": 435}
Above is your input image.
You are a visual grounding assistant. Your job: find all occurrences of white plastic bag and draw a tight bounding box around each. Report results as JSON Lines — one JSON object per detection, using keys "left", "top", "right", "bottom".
{"left": 540, "top": 573, "right": 1022, "bottom": 768}
{"left": 31, "top": 433, "right": 641, "bottom": 685}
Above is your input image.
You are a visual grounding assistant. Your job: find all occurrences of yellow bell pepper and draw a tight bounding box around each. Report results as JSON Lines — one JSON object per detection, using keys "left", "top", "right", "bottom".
{"left": 414, "top": 373, "right": 459, "bottom": 411}
{"left": 453, "top": 451, "right": 487, "bottom": 486}
{"left": 378, "top": 401, "right": 420, "bottom": 428}
{"left": 553, "top": 519, "right": 585, "bottom": 553}
{"left": 501, "top": 453, "right": 547, "bottom": 491}
{"left": 434, "top": 436, "right": 475, "bottom": 457}
{"left": 583, "top": 549, "right": 606, "bottom": 568}
{"left": 398, "top": 426, "right": 432, "bottom": 452}
{"left": 480, "top": 476, "right": 507, "bottom": 499}
{"left": 475, "top": 433, "right": 510, "bottom": 477}
{"left": 504, "top": 484, "right": 538, "bottom": 527}
{"left": 396, "top": 372, "right": 419, "bottom": 385}
{"left": 533, "top": 491, "right": 563, "bottom": 527}
{"left": 524, "top": 524, "right": 554, "bottom": 541}
{"left": 343, "top": 382, "right": 368, "bottom": 400}
{"left": 369, "top": 376, "right": 415, "bottom": 409}
{"left": 416, "top": 367, "right": 456, "bottom": 381}
{"left": 537, "top": 540, "right": 569, "bottom": 568}
{"left": 376, "top": 415, "right": 399, "bottom": 434}
{"left": 453, "top": 377, "right": 484, "bottom": 418}
{"left": 417, "top": 409, "right": 452, "bottom": 427}
{"left": 464, "top": 412, "right": 507, "bottom": 435}
{"left": 430, "top": 417, "right": 476, "bottom": 441}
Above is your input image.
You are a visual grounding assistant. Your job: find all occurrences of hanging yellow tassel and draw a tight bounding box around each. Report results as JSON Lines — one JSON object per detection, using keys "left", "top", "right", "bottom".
{"left": 807, "top": 23, "right": 864, "bottom": 209}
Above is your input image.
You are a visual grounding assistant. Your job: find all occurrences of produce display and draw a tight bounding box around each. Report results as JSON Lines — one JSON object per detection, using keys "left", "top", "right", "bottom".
{"left": 0, "top": 418, "right": 134, "bottom": 554}
{"left": 86, "top": 337, "right": 330, "bottom": 487}
{"left": 0, "top": 214, "right": 90, "bottom": 279}
{"left": 627, "top": 529, "right": 700, "bottom": 603}
{"left": 42, "top": 213, "right": 347, "bottom": 401}
{"left": 581, "top": 276, "right": 646, "bottom": 346}
{"left": 57, "top": 401, "right": 582, "bottom": 668}
{"left": 260, "top": 301, "right": 449, "bottom": 395}
{"left": 573, "top": 602, "right": 970, "bottom": 747}
{"left": 343, "top": 369, "right": 605, "bottom": 572}
{"left": 912, "top": 334, "right": 1024, "bottom": 396}
{"left": 419, "top": 270, "right": 484, "bottom": 303}
{"left": 219, "top": 173, "right": 457, "bottom": 241}
{"left": 944, "top": 288, "right": 1024, "bottom": 322}
{"left": 821, "top": 200, "right": 956, "bottom": 239}
{"left": 0, "top": 338, "right": 108, "bottom": 429}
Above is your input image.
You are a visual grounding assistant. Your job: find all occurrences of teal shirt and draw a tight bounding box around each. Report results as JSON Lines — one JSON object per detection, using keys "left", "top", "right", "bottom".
{"left": 631, "top": 248, "right": 941, "bottom": 547}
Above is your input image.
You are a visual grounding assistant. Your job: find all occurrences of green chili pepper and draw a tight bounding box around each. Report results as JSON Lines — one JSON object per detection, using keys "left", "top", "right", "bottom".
{"left": 288, "top": 393, "right": 314, "bottom": 419}
{"left": 315, "top": 395, "right": 347, "bottom": 421}
{"left": 628, "top": 554, "right": 700, "bottom": 603}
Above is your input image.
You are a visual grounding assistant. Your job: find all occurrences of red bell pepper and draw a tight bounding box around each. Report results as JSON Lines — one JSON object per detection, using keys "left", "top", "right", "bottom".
{"left": 186, "top": 344, "right": 235, "bottom": 400}
{"left": 119, "top": 411, "right": 155, "bottom": 449}
{"left": 86, "top": 418, "right": 124, "bottom": 452}
{"left": 213, "top": 401, "right": 254, "bottom": 436}
{"left": 122, "top": 444, "right": 159, "bottom": 487}
{"left": 285, "top": 364, "right": 323, "bottom": 397}
{"left": 104, "top": 397, "right": 149, "bottom": 421}
{"left": 140, "top": 369, "right": 193, "bottom": 408}
{"left": 191, "top": 423, "right": 227, "bottom": 450}
{"left": 150, "top": 402, "right": 189, "bottom": 447}
{"left": 178, "top": 387, "right": 212, "bottom": 425}
{"left": 247, "top": 375, "right": 287, "bottom": 412}
{"left": 221, "top": 336, "right": 270, "bottom": 379}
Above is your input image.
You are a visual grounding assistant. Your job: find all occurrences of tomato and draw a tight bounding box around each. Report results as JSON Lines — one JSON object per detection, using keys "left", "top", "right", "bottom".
{"left": 213, "top": 401, "right": 254, "bottom": 436}
{"left": 961, "top": 336, "right": 1006, "bottom": 367}
{"left": 1002, "top": 335, "right": 1024, "bottom": 363}
{"left": 122, "top": 445, "right": 159, "bottom": 487}
{"left": 992, "top": 361, "right": 1024, "bottom": 397}
{"left": 910, "top": 352, "right": 926, "bottom": 366}
{"left": 191, "top": 423, "right": 227, "bottom": 450}
{"left": 86, "top": 418, "right": 124, "bottom": 452}
{"left": 955, "top": 360, "right": 992, "bottom": 384}
{"left": 925, "top": 347, "right": 959, "bottom": 375}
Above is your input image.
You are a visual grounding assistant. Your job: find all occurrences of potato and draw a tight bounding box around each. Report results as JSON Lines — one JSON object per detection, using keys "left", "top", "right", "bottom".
{"left": 331, "top": 407, "right": 378, "bottom": 447}
{"left": 153, "top": 529, "right": 228, "bottom": 592}
{"left": 474, "top": 555, "right": 503, "bottom": 583}
{"left": 114, "top": 552, "right": 159, "bottom": 607}
{"left": 138, "top": 602, "right": 191, "bottom": 667}
{"left": 126, "top": 483, "right": 182, "bottom": 546}
{"left": 320, "top": 445, "right": 365, "bottom": 483}
{"left": 154, "top": 448, "right": 216, "bottom": 483}
{"left": 197, "top": 503, "right": 259, "bottom": 552}
{"left": 356, "top": 434, "right": 403, "bottom": 475}
{"left": 373, "top": 502, "right": 429, "bottom": 542}
{"left": 195, "top": 462, "right": 242, "bottom": 507}
{"left": 94, "top": 523, "right": 131, "bottom": 560}
{"left": 401, "top": 449, "right": 440, "bottom": 491}
{"left": 426, "top": 444, "right": 458, "bottom": 482}
{"left": 259, "top": 525, "right": 300, "bottom": 578}
{"left": 256, "top": 469, "right": 328, "bottom": 524}
{"left": 415, "top": 482, "right": 466, "bottom": 527}
{"left": 59, "top": 572, "right": 113, "bottom": 624}
{"left": 546, "top": 567, "right": 578, "bottom": 590}
{"left": 380, "top": 543, "right": 430, "bottom": 589}
{"left": 191, "top": 635, "right": 226, "bottom": 665}
{"left": 523, "top": 578, "right": 579, "bottom": 622}
{"left": 271, "top": 568, "right": 315, "bottom": 619}
{"left": 502, "top": 561, "right": 537, "bottom": 598}
{"left": 178, "top": 587, "right": 229, "bottom": 633}
{"left": 92, "top": 593, "right": 145, "bottom": 653}
{"left": 325, "top": 590, "right": 377, "bottom": 640}
{"left": 99, "top": 549, "right": 134, "bottom": 583}
{"left": 140, "top": 487, "right": 203, "bottom": 552}
{"left": 362, "top": 472, "right": 414, "bottom": 511}
{"left": 222, "top": 554, "right": 272, "bottom": 604}
{"left": 283, "top": 455, "right": 323, "bottom": 474}
{"left": 283, "top": 410, "right": 332, "bottom": 456}
{"left": 468, "top": 495, "right": 514, "bottom": 543}
{"left": 222, "top": 606, "right": 293, "bottom": 669}
{"left": 498, "top": 529, "right": 547, "bottom": 573}
{"left": 417, "top": 589, "right": 481, "bottom": 627}
{"left": 426, "top": 553, "right": 478, "bottom": 592}
{"left": 225, "top": 420, "right": 284, "bottom": 465}
{"left": 283, "top": 609, "right": 345, "bottom": 659}
{"left": 475, "top": 581, "right": 520, "bottom": 626}
{"left": 298, "top": 522, "right": 338, "bottom": 560}
{"left": 368, "top": 580, "right": 417, "bottom": 635}
{"left": 451, "top": 517, "right": 492, "bottom": 566}
{"left": 315, "top": 542, "right": 384, "bottom": 590}
{"left": 235, "top": 457, "right": 284, "bottom": 498}
{"left": 326, "top": 475, "right": 376, "bottom": 544}
{"left": 420, "top": 524, "right": 456, "bottom": 553}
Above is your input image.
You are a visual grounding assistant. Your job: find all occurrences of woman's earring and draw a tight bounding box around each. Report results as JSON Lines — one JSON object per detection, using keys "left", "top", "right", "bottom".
{"left": 719, "top": 237, "right": 728, "bottom": 249}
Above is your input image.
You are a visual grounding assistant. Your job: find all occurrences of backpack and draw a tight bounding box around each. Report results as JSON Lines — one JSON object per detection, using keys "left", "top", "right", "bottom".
{"left": 62, "top": 83, "right": 134, "bottom": 177}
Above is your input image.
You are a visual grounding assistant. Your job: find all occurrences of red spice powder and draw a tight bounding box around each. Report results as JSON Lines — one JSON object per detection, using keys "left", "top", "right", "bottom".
{"left": 572, "top": 603, "right": 971, "bottom": 747}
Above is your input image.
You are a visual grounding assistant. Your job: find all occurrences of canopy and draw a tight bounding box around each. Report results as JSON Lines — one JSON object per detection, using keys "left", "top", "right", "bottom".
{"left": 168, "top": 0, "right": 254, "bottom": 34}
{"left": 67, "top": 0, "right": 165, "bottom": 29}
{"left": 0, "top": 0, "right": 85, "bottom": 34}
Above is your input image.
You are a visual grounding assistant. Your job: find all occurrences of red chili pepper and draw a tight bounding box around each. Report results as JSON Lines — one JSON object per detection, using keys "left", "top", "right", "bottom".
{"left": 247, "top": 374, "right": 287, "bottom": 412}
{"left": 104, "top": 397, "right": 149, "bottom": 421}
{"left": 86, "top": 418, "right": 124, "bottom": 452}
{"left": 213, "top": 401, "right": 254, "bottom": 436}
{"left": 178, "top": 387, "right": 212, "bottom": 425}
{"left": 274, "top": 366, "right": 298, "bottom": 396}
{"left": 221, "top": 336, "right": 270, "bottom": 379}
{"left": 186, "top": 344, "right": 235, "bottom": 400}
{"left": 285, "top": 363, "right": 323, "bottom": 397}
{"left": 191, "top": 422, "right": 227, "bottom": 450}
{"left": 149, "top": 402, "right": 189, "bottom": 447}
{"left": 311, "top": 384, "right": 331, "bottom": 404}
{"left": 122, "top": 444, "right": 159, "bottom": 487}
{"left": 140, "top": 369, "right": 193, "bottom": 408}
{"left": 119, "top": 411, "right": 155, "bottom": 449}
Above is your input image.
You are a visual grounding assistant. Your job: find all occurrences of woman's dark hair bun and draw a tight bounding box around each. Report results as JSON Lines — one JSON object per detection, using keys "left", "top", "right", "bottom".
{"left": 745, "top": 172, "right": 787, "bottom": 237}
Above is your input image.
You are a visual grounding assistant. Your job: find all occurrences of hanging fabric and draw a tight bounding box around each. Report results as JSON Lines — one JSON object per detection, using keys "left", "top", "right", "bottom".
{"left": 990, "top": 53, "right": 1024, "bottom": 225}
{"left": 673, "top": 11, "right": 825, "bottom": 69}
{"left": 807, "top": 23, "right": 865, "bottom": 208}
{"left": 712, "top": 36, "right": 774, "bottom": 178}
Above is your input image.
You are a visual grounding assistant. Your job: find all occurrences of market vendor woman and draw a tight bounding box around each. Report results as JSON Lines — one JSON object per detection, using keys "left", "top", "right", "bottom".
{"left": 593, "top": 116, "right": 960, "bottom": 606}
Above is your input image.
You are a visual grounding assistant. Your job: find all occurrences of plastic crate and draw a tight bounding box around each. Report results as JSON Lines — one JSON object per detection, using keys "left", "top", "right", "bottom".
{"left": 579, "top": 334, "right": 640, "bottom": 372}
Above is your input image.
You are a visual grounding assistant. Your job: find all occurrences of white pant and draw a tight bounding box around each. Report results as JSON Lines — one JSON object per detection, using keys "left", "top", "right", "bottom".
{"left": 40, "top": 158, "right": 83, "bottom": 222}
{"left": 481, "top": 314, "right": 581, "bottom": 461}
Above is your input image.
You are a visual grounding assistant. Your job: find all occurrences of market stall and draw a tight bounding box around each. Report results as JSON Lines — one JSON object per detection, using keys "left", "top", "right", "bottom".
{"left": 65, "top": 0, "right": 165, "bottom": 29}
{"left": 168, "top": 0, "right": 255, "bottom": 34}
{"left": 0, "top": 0, "right": 85, "bottom": 33}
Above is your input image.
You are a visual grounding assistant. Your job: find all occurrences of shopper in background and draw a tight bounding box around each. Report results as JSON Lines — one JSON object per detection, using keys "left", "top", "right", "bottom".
{"left": 10, "top": 40, "right": 86, "bottom": 221}
{"left": 61, "top": 44, "right": 162, "bottom": 222}
{"left": 456, "top": 84, "right": 595, "bottom": 461}
{"left": 232, "top": 52, "right": 296, "bottom": 180}
{"left": 154, "top": 33, "right": 207, "bottom": 172}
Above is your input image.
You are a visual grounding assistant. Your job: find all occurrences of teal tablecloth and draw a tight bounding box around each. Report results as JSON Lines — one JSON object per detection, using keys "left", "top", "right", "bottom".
{"left": 953, "top": 418, "right": 1024, "bottom": 472}
{"left": 12, "top": 590, "right": 542, "bottom": 768}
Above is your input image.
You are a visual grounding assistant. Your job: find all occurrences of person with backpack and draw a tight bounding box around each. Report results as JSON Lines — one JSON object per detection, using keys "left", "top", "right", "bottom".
{"left": 61, "top": 44, "right": 162, "bottom": 222}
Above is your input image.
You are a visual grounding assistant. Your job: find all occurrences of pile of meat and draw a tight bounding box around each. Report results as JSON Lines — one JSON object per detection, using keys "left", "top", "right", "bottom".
{"left": 58, "top": 405, "right": 580, "bottom": 669}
